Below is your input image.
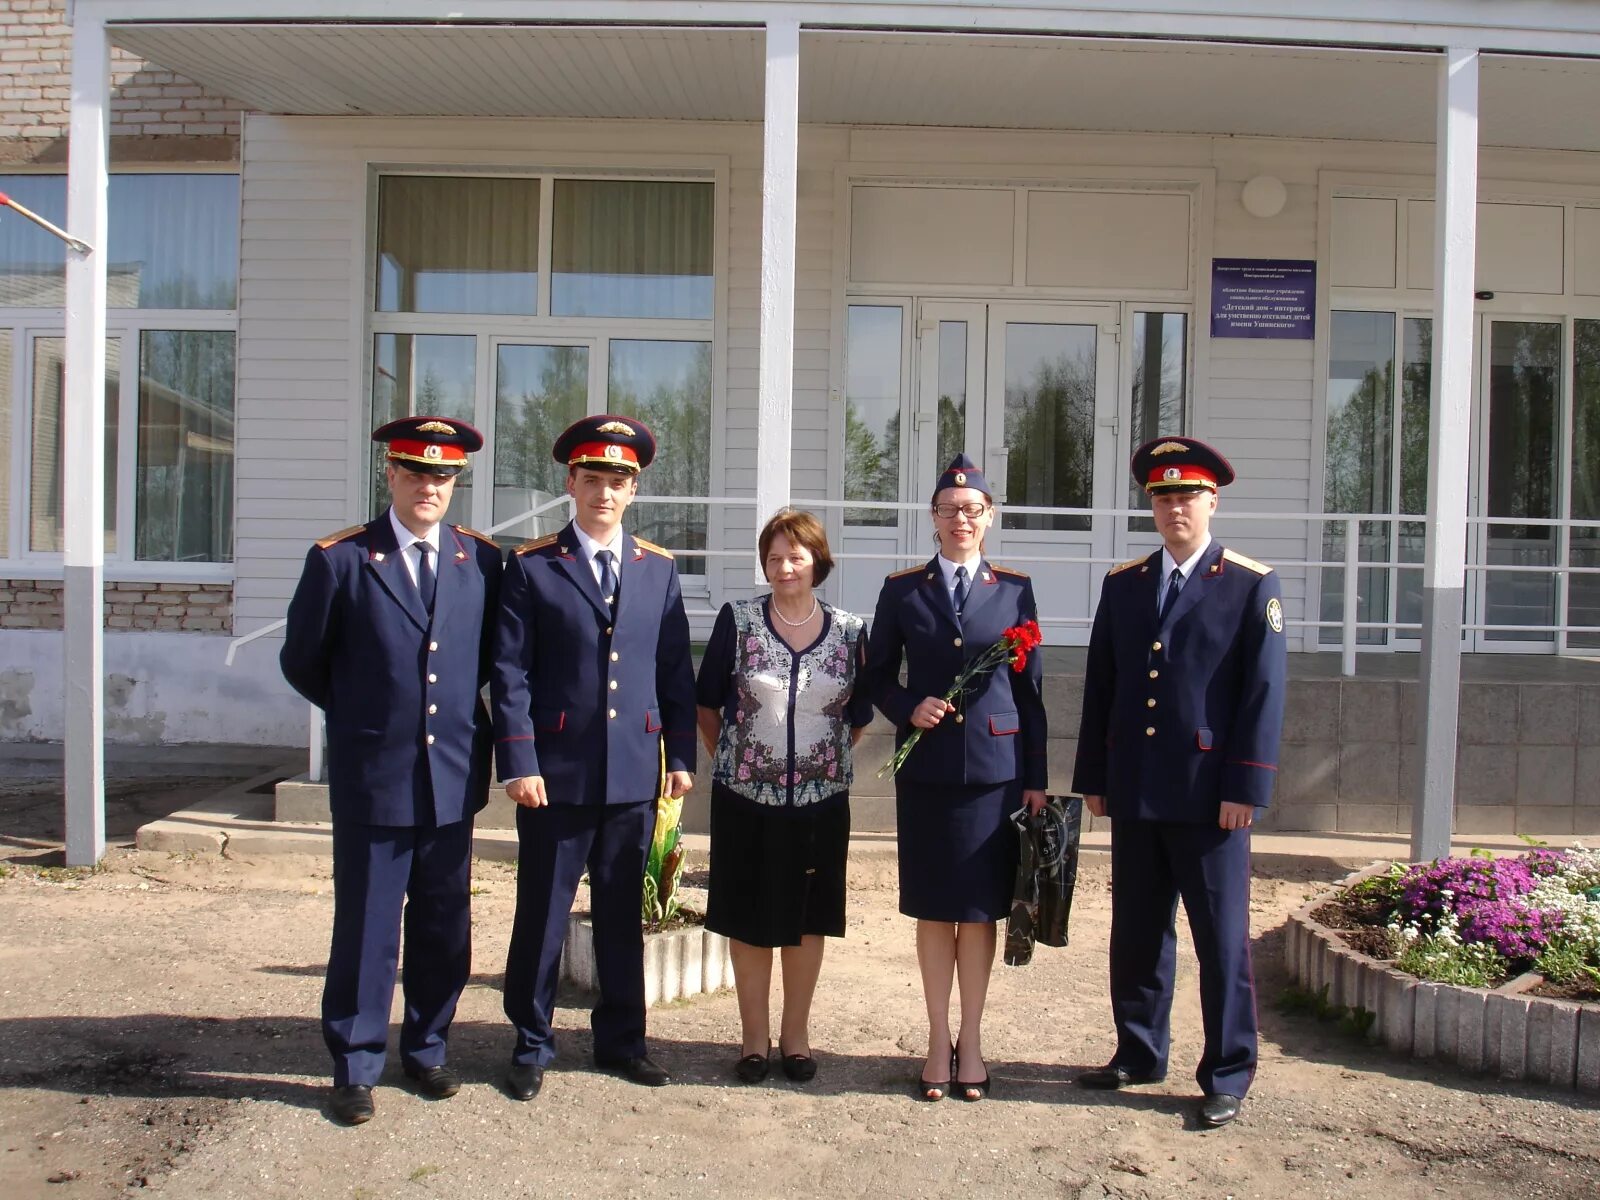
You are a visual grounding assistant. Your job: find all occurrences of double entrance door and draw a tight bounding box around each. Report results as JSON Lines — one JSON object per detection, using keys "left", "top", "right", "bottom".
{"left": 838, "top": 298, "right": 1185, "bottom": 642}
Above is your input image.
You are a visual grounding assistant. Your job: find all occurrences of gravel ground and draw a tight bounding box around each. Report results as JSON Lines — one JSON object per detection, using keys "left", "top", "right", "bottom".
{"left": 1, "top": 775, "right": 1599, "bottom": 1199}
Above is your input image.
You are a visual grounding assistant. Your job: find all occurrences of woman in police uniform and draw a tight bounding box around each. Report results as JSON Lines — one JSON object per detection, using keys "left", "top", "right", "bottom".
{"left": 864, "top": 454, "right": 1048, "bottom": 1102}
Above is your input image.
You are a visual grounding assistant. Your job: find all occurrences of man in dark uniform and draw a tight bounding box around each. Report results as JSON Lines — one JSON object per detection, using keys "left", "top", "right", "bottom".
{"left": 280, "top": 416, "right": 502, "bottom": 1125}
{"left": 1073, "top": 436, "right": 1287, "bottom": 1129}
{"left": 491, "top": 414, "right": 696, "bottom": 1101}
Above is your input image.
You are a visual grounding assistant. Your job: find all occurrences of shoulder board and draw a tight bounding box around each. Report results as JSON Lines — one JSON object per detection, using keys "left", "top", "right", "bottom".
{"left": 513, "top": 533, "right": 559, "bottom": 556}
{"left": 886, "top": 565, "right": 924, "bottom": 580}
{"left": 634, "top": 537, "right": 673, "bottom": 559}
{"left": 1223, "top": 548, "right": 1273, "bottom": 575}
{"left": 990, "top": 564, "right": 1028, "bottom": 579}
{"left": 1106, "top": 556, "right": 1148, "bottom": 576}
{"left": 453, "top": 524, "right": 499, "bottom": 547}
{"left": 314, "top": 524, "right": 364, "bottom": 550}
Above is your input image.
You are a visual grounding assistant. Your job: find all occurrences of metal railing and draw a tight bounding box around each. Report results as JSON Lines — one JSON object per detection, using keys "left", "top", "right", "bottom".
{"left": 226, "top": 492, "right": 1600, "bottom": 783}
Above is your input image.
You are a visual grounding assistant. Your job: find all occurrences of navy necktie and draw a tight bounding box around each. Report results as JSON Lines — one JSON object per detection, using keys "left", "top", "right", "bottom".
{"left": 1158, "top": 566, "right": 1182, "bottom": 624}
{"left": 952, "top": 564, "right": 970, "bottom": 618}
{"left": 415, "top": 542, "right": 437, "bottom": 615}
{"left": 596, "top": 549, "right": 618, "bottom": 609}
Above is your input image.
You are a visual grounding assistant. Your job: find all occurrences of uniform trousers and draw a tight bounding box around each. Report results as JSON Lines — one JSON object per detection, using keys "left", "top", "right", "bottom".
{"left": 323, "top": 817, "right": 474, "bottom": 1087}
{"left": 504, "top": 798, "right": 655, "bottom": 1067}
{"left": 1108, "top": 818, "right": 1257, "bottom": 1099}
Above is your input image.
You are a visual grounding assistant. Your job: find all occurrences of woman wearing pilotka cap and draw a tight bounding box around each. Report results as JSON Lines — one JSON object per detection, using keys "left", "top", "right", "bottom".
{"left": 863, "top": 453, "right": 1049, "bottom": 1102}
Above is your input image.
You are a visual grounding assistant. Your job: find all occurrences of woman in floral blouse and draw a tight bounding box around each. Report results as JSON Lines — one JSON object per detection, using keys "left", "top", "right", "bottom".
{"left": 696, "top": 509, "right": 874, "bottom": 1085}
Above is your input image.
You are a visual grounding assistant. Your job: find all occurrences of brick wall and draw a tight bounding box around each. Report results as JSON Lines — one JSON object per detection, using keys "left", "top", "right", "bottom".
{"left": 0, "top": 579, "right": 233, "bottom": 631}
{"left": 0, "top": 1, "right": 242, "bottom": 156}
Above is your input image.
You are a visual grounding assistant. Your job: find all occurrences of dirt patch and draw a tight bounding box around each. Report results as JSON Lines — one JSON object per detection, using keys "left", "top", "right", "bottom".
{"left": 0, "top": 850, "right": 1597, "bottom": 1199}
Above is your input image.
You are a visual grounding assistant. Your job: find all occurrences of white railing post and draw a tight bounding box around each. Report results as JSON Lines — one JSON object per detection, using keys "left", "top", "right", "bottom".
{"left": 1342, "top": 516, "right": 1360, "bottom": 676}
{"left": 308, "top": 705, "right": 324, "bottom": 784}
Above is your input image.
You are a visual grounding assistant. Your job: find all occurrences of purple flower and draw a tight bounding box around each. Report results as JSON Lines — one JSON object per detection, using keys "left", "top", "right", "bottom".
{"left": 1396, "top": 850, "right": 1572, "bottom": 965}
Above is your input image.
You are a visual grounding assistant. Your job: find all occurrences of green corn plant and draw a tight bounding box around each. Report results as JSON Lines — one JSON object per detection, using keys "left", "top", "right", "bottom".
{"left": 643, "top": 742, "right": 685, "bottom": 928}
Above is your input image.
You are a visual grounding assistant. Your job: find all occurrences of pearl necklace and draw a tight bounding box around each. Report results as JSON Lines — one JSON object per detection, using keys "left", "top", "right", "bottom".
{"left": 771, "top": 594, "right": 820, "bottom": 627}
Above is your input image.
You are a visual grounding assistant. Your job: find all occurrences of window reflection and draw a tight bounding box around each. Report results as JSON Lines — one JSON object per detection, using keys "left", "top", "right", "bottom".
{"left": 376, "top": 176, "right": 539, "bottom": 316}
{"left": 1484, "top": 320, "right": 1559, "bottom": 643}
{"left": 0, "top": 332, "right": 9, "bottom": 557}
{"left": 1570, "top": 319, "right": 1600, "bottom": 648}
{"left": 552, "top": 180, "right": 712, "bottom": 319}
{"left": 370, "top": 333, "right": 477, "bottom": 521}
{"left": 844, "top": 306, "right": 902, "bottom": 527}
{"left": 30, "top": 336, "right": 118, "bottom": 554}
{"left": 1126, "top": 312, "right": 1188, "bottom": 529}
{"left": 608, "top": 340, "right": 711, "bottom": 573}
{"left": 1004, "top": 322, "right": 1094, "bottom": 532}
{"left": 136, "top": 331, "right": 235, "bottom": 563}
{"left": 935, "top": 322, "right": 968, "bottom": 472}
{"left": 0, "top": 174, "right": 238, "bottom": 309}
{"left": 493, "top": 343, "right": 589, "bottom": 543}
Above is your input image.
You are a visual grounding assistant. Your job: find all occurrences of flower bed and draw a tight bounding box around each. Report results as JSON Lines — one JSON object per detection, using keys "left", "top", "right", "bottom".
{"left": 1286, "top": 854, "right": 1600, "bottom": 1091}
{"left": 1313, "top": 846, "right": 1600, "bottom": 1001}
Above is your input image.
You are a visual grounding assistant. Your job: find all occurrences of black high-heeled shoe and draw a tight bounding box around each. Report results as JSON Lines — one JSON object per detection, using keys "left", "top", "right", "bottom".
{"left": 954, "top": 1042, "right": 991, "bottom": 1102}
{"left": 916, "top": 1046, "right": 955, "bottom": 1102}
{"left": 735, "top": 1042, "right": 771, "bottom": 1084}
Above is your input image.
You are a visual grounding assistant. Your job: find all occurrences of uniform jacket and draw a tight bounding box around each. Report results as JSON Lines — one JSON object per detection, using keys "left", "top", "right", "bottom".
{"left": 1072, "top": 541, "right": 1287, "bottom": 820}
{"left": 279, "top": 515, "right": 502, "bottom": 827}
{"left": 490, "top": 520, "right": 697, "bottom": 803}
{"left": 865, "top": 556, "right": 1048, "bottom": 789}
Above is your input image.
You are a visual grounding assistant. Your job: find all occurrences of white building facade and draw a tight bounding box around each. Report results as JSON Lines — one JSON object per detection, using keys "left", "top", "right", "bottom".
{"left": 10, "top": 4, "right": 1600, "bottom": 856}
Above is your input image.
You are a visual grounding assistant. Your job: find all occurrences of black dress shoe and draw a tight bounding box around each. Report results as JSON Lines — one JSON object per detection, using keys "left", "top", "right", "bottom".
{"left": 1198, "top": 1094, "right": 1243, "bottom": 1128}
{"left": 504, "top": 1062, "right": 545, "bottom": 1102}
{"left": 403, "top": 1064, "right": 462, "bottom": 1099}
{"left": 780, "top": 1052, "right": 817, "bottom": 1083}
{"left": 329, "top": 1084, "right": 374, "bottom": 1125}
{"left": 1077, "top": 1063, "right": 1166, "bottom": 1090}
{"left": 596, "top": 1054, "right": 670, "bottom": 1087}
{"left": 735, "top": 1042, "right": 771, "bottom": 1084}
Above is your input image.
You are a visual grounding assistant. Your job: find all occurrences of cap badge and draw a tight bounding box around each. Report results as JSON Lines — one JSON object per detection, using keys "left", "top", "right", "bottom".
{"left": 1163, "top": 466, "right": 1181, "bottom": 481}
{"left": 1151, "top": 441, "right": 1187, "bottom": 455}
{"left": 598, "top": 420, "right": 635, "bottom": 436}
{"left": 416, "top": 420, "right": 456, "bottom": 435}
{"left": 953, "top": 471, "right": 967, "bottom": 485}
{"left": 423, "top": 444, "right": 443, "bottom": 460}
{"left": 604, "top": 444, "right": 623, "bottom": 461}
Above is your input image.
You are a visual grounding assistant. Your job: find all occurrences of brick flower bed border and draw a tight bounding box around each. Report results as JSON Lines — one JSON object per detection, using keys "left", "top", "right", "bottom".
{"left": 1285, "top": 864, "right": 1600, "bottom": 1091}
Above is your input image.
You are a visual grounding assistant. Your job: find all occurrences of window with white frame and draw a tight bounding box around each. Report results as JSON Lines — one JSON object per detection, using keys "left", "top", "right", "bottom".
{"left": 0, "top": 172, "right": 239, "bottom": 569}
{"left": 370, "top": 173, "right": 714, "bottom": 570}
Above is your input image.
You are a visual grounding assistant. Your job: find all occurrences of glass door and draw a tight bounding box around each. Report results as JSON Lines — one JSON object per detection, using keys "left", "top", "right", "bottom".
{"left": 1470, "top": 317, "right": 1562, "bottom": 650}
{"left": 912, "top": 301, "right": 987, "bottom": 554}
{"left": 487, "top": 338, "right": 593, "bottom": 543}
{"left": 983, "top": 302, "right": 1121, "bottom": 644}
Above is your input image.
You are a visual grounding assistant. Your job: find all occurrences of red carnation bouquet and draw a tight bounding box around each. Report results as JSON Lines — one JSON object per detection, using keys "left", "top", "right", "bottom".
{"left": 878, "top": 618, "right": 1043, "bottom": 778}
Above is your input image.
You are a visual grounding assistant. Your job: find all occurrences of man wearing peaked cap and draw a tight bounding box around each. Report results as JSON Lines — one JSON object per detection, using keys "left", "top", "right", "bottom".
{"left": 491, "top": 412, "right": 696, "bottom": 1099}
{"left": 1072, "top": 435, "right": 1286, "bottom": 1130}
{"left": 280, "top": 416, "right": 503, "bottom": 1125}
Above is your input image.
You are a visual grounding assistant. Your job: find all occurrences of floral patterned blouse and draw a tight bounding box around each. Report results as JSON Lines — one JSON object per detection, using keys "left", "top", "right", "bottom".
{"left": 696, "top": 597, "right": 873, "bottom": 808}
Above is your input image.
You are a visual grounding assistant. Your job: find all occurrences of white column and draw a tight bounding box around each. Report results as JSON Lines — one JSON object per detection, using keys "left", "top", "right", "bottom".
{"left": 63, "top": 13, "right": 110, "bottom": 866}
{"left": 1412, "top": 47, "right": 1478, "bottom": 863}
{"left": 754, "top": 18, "right": 800, "bottom": 533}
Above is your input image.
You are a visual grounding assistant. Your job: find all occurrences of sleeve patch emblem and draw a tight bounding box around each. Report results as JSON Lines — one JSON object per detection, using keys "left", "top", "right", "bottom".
{"left": 1266, "top": 596, "right": 1284, "bottom": 634}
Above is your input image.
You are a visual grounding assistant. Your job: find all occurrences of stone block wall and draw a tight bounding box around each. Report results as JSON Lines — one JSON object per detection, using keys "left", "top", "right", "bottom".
{"left": 0, "top": 579, "right": 232, "bottom": 631}
{"left": 1269, "top": 678, "right": 1600, "bottom": 836}
{"left": 0, "top": 1, "right": 241, "bottom": 161}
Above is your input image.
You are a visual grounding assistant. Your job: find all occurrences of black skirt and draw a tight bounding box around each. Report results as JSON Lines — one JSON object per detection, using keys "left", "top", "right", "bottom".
{"left": 705, "top": 781, "right": 850, "bottom": 947}
{"left": 895, "top": 779, "right": 1022, "bottom": 922}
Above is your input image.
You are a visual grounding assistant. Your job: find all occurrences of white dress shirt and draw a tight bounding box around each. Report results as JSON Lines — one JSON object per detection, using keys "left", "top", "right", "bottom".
{"left": 387, "top": 507, "right": 442, "bottom": 587}
{"left": 936, "top": 550, "right": 983, "bottom": 610}
{"left": 571, "top": 521, "right": 625, "bottom": 589}
{"left": 1158, "top": 533, "right": 1213, "bottom": 608}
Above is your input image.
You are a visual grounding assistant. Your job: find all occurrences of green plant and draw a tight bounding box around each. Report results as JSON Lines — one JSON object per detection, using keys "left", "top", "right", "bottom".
{"left": 642, "top": 745, "right": 685, "bottom": 928}
{"left": 1275, "top": 984, "right": 1375, "bottom": 1040}
{"left": 1392, "top": 922, "right": 1507, "bottom": 988}
{"left": 1534, "top": 933, "right": 1600, "bottom": 986}
{"left": 408, "top": 1164, "right": 440, "bottom": 1183}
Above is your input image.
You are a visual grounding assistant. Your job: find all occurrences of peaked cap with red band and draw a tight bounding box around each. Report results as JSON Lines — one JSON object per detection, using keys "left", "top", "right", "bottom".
{"left": 372, "top": 415, "right": 484, "bottom": 477}
{"left": 552, "top": 413, "right": 657, "bottom": 475}
{"left": 1130, "top": 435, "right": 1236, "bottom": 493}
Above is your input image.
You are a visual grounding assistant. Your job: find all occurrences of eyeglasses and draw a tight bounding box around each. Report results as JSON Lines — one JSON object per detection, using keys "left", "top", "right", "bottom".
{"left": 932, "top": 502, "right": 990, "bottom": 519}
